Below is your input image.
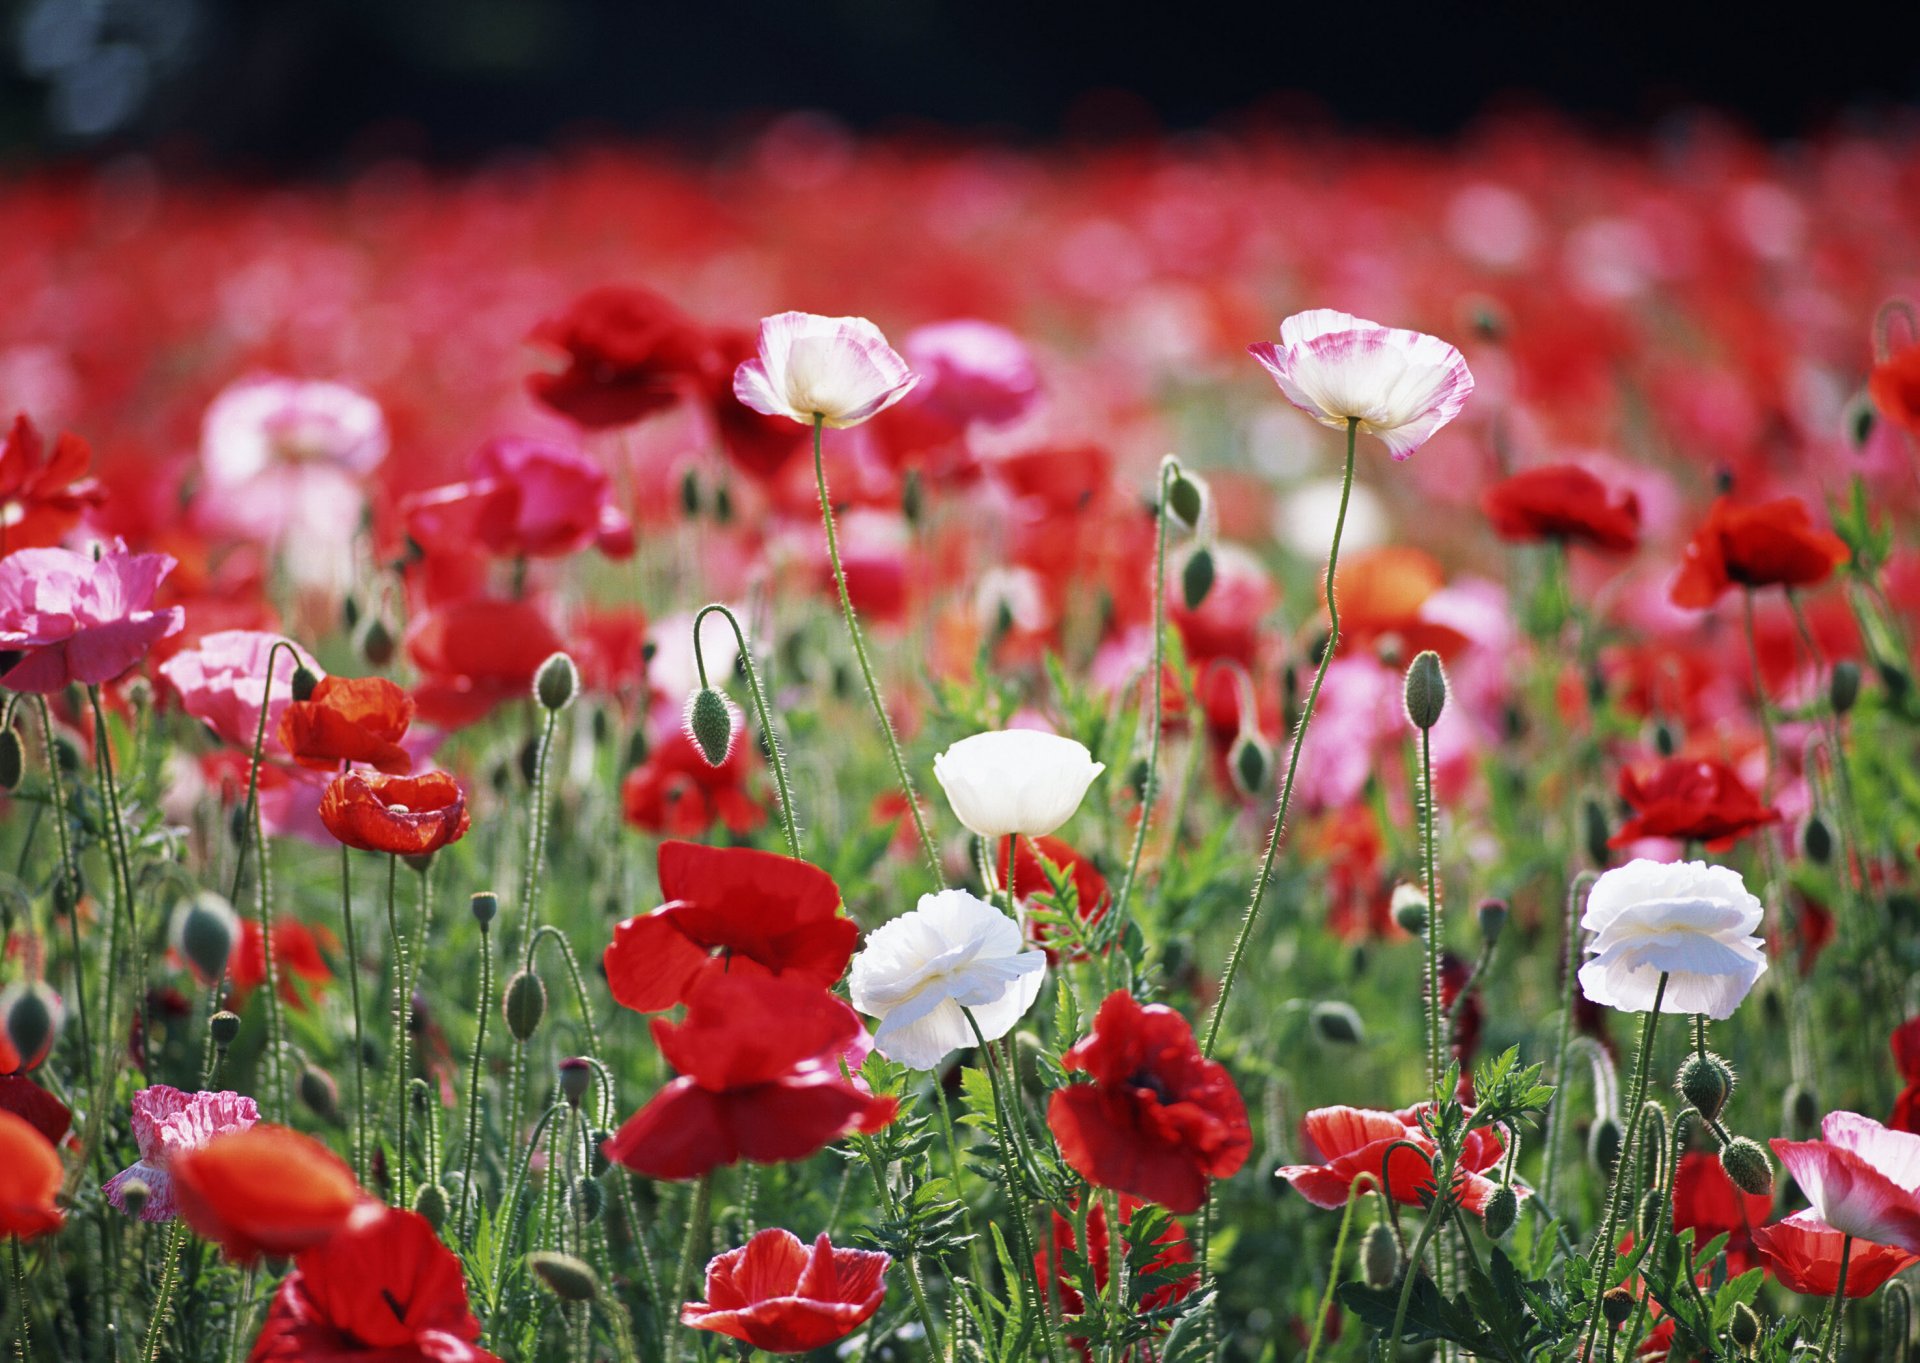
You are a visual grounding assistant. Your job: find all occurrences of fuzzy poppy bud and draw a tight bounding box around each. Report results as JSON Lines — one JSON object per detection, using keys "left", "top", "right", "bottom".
{"left": 52, "top": 869, "right": 81, "bottom": 918}
{"left": 2, "top": 981, "right": 60, "bottom": 1070}
{"left": 528, "top": 1251, "right": 598, "bottom": 1302}
{"left": 1127, "top": 757, "right": 1151, "bottom": 804}
{"left": 1637, "top": 1187, "right": 1664, "bottom": 1240}
{"left": 679, "top": 468, "right": 702, "bottom": 517}
{"left": 1308, "top": 1000, "right": 1365, "bottom": 1046}
{"left": 413, "top": 1181, "right": 449, "bottom": 1230}
{"left": 1729, "top": 1301, "right": 1760, "bottom": 1351}
{"left": 573, "top": 1176, "right": 603, "bottom": 1223}
{"left": 1651, "top": 719, "right": 1678, "bottom": 757}
{"left": 1829, "top": 660, "right": 1861, "bottom": 715}
{"left": 1476, "top": 898, "right": 1508, "bottom": 943}
{"left": 559, "top": 1056, "right": 592, "bottom": 1108}
{"left": 1391, "top": 884, "right": 1428, "bottom": 938}
{"left": 1589, "top": 1115, "right": 1623, "bottom": 1177}
{"left": 1403, "top": 650, "right": 1448, "bottom": 730}
{"left": 1784, "top": 1083, "right": 1819, "bottom": 1139}
{"left": 504, "top": 969, "right": 547, "bottom": 1042}
{"left": 535, "top": 652, "right": 578, "bottom": 712}
{"left": 1798, "top": 814, "right": 1833, "bottom": 866}
{"left": 470, "top": 891, "right": 498, "bottom": 929}
{"left": 684, "top": 687, "right": 737, "bottom": 768}
{"left": 1846, "top": 394, "right": 1877, "bottom": 450}
{"left": 290, "top": 665, "right": 320, "bottom": 702}
{"left": 1360, "top": 1221, "right": 1398, "bottom": 1289}
{"left": 1676, "top": 1051, "right": 1735, "bottom": 1122}
{"left": 1228, "top": 731, "right": 1272, "bottom": 798}
{"left": 361, "top": 618, "right": 395, "bottom": 667}
{"left": 902, "top": 468, "right": 924, "bottom": 526}
{"left": 1181, "top": 547, "right": 1215, "bottom": 610}
{"left": 1721, "top": 1137, "right": 1774, "bottom": 1197}
{"left": 1483, "top": 1184, "right": 1518, "bottom": 1240}
{"left": 118, "top": 1177, "right": 151, "bottom": 1220}
{"left": 299, "top": 1064, "right": 340, "bottom": 1124}
{"left": 1166, "top": 468, "right": 1208, "bottom": 531}
{"left": 0, "top": 729, "right": 20, "bottom": 791}
{"left": 1602, "top": 1288, "right": 1634, "bottom": 1330}
{"left": 588, "top": 1131, "right": 612, "bottom": 1179}
{"left": 209, "top": 1010, "right": 241, "bottom": 1048}
{"left": 173, "top": 891, "right": 240, "bottom": 985}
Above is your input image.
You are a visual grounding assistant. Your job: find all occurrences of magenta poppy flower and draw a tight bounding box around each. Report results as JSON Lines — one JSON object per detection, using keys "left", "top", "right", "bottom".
{"left": 733, "top": 312, "right": 918, "bottom": 429}
{"left": 402, "top": 436, "right": 634, "bottom": 562}
{"left": 158, "top": 630, "right": 319, "bottom": 752}
{"left": 0, "top": 544, "right": 185, "bottom": 692}
{"left": 104, "top": 1084, "right": 260, "bottom": 1222}
{"left": 1248, "top": 310, "right": 1473, "bottom": 459}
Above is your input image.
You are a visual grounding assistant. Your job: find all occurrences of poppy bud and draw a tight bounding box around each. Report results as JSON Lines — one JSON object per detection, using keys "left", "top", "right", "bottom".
{"left": 299, "top": 1064, "right": 340, "bottom": 1124}
{"left": 470, "top": 891, "right": 498, "bottom": 929}
{"left": 1729, "top": 1301, "right": 1760, "bottom": 1351}
{"left": 1126, "top": 757, "right": 1151, "bottom": 804}
{"left": 1720, "top": 1137, "right": 1774, "bottom": 1197}
{"left": 173, "top": 891, "right": 240, "bottom": 985}
{"left": 1602, "top": 1288, "right": 1634, "bottom": 1330}
{"left": 1308, "top": 1000, "right": 1365, "bottom": 1046}
{"left": 1228, "top": 731, "right": 1272, "bottom": 798}
{"left": 1403, "top": 651, "right": 1448, "bottom": 730}
{"left": 1784, "top": 1083, "right": 1819, "bottom": 1139}
{"left": 588, "top": 1131, "right": 612, "bottom": 1179}
{"left": 1391, "top": 884, "right": 1428, "bottom": 937}
{"left": 361, "top": 618, "right": 395, "bottom": 667}
{"left": 1799, "top": 814, "right": 1833, "bottom": 865}
{"left": 1483, "top": 1184, "right": 1518, "bottom": 1239}
{"left": 535, "top": 652, "right": 578, "bottom": 712}
{"left": 1476, "top": 898, "right": 1508, "bottom": 943}
{"left": 1846, "top": 393, "right": 1877, "bottom": 450}
{"left": 684, "top": 687, "right": 737, "bottom": 768}
{"left": 680, "top": 468, "right": 702, "bottom": 517}
{"left": 1167, "top": 468, "right": 1208, "bottom": 531}
{"left": 1582, "top": 798, "right": 1611, "bottom": 867}
{"left": 210, "top": 1010, "right": 241, "bottom": 1048}
{"left": 118, "top": 1177, "right": 151, "bottom": 1220}
{"left": 291, "top": 666, "right": 320, "bottom": 703}
{"left": 559, "top": 1056, "right": 592, "bottom": 1108}
{"left": 528, "top": 1251, "right": 598, "bottom": 1302}
{"left": 1676, "top": 1051, "right": 1735, "bottom": 1122}
{"left": 1589, "top": 1115, "right": 1623, "bottom": 1177}
{"left": 1181, "top": 547, "right": 1215, "bottom": 610}
{"left": 0, "top": 729, "right": 20, "bottom": 791}
{"left": 413, "top": 1181, "right": 449, "bottom": 1230}
{"left": 1360, "top": 1221, "right": 1398, "bottom": 1289}
{"left": 2, "top": 981, "right": 60, "bottom": 1069}
{"left": 1829, "top": 660, "right": 1861, "bottom": 715}
{"left": 573, "top": 1176, "right": 603, "bottom": 1223}
{"left": 902, "top": 468, "right": 924, "bottom": 526}
{"left": 1637, "top": 1187, "right": 1664, "bottom": 1241}
{"left": 504, "top": 969, "right": 546, "bottom": 1042}
{"left": 1879, "top": 659, "right": 1911, "bottom": 704}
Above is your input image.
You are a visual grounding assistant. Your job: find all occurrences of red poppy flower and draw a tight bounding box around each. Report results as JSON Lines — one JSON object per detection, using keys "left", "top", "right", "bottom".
{"left": 1275, "top": 1103, "right": 1514, "bottom": 1216}
{"left": 0, "top": 412, "right": 105, "bottom": 552}
{"left": 249, "top": 1205, "right": 498, "bottom": 1362}
{"left": 682, "top": 1228, "right": 889, "bottom": 1354}
{"left": 172, "top": 1125, "right": 364, "bottom": 1263}
{"left": 276, "top": 676, "right": 415, "bottom": 776}
{"left": 0, "top": 1108, "right": 65, "bottom": 1239}
{"left": 0, "top": 1075, "right": 71, "bottom": 1145}
{"left": 1670, "top": 1150, "right": 1773, "bottom": 1275}
{"left": 999, "top": 834, "right": 1110, "bottom": 963}
{"left": 604, "top": 972, "right": 895, "bottom": 1181}
{"left": 1670, "top": 496, "right": 1850, "bottom": 608}
{"left": 1034, "top": 1195, "right": 1196, "bottom": 1332}
{"left": 319, "top": 770, "right": 470, "bottom": 856}
{"left": 1612, "top": 756, "right": 1780, "bottom": 848}
{"left": 1870, "top": 344, "right": 1920, "bottom": 437}
{"left": 604, "top": 841, "right": 857, "bottom": 1014}
{"left": 1480, "top": 464, "right": 1641, "bottom": 553}
{"left": 621, "top": 726, "right": 765, "bottom": 838}
{"left": 526, "top": 285, "right": 707, "bottom": 429}
{"left": 1753, "top": 1209, "right": 1920, "bottom": 1297}
{"left": 406, "top": 598, "right": 564, "bottom": 729}
{"left": 402, "top": 436, "right": 633, "bottom": 562}
{"left": 703, "top": 328, "right": 810, "bottom": 482}
{"left": 230, "top": 919, "right": 335, "bottom": 1012}
{"left": 1890, "top": 1016, "right": 1920, "bottom": 1134}
{"left": 1047, "top": 991, "right": 1251, "bottom": 1214}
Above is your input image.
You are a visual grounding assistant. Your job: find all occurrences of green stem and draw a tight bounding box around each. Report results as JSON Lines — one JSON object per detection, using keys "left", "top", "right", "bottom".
{"left": 231, "top": 640, "right": 300, "bottom": 1120}
{"left": 1113, "top": 457, "right": 1180, "bottom": 954}
{"left": 1202, "top": 418, "right": 1358, "bottom": 1057}
{"left": 518, "top": 706, "right": 562, "bottom": 968}
{"left": 669, "top": 1173, "right": 713, "bottom": 1363}
{"left": 140, "top": 1222, "right": 188, "bottom": 1363}
{"left": 1740, "top": 589, "right": 1778, "bottom": 797}
{"left": 385, "top": 853, "right": 411, "bottom": 1207}
{"left": 459, "top": 920, "right": 494, "bottom": 1241}
{"left": 88, "top": 684, "right": 143, "bottom": 1071}
{"left": 694, "top": 602, "right": 801, "bottom": 860}
{"left": 340, "top": 840, "right": 368, "bottom": 1183}
{"left": 1824, "top": 1235, "right": 1854, "bottom": 1363}
{"left": 812, "top": 413, "right": 944, "bottom": 884}
{"left": 10, "top": 1236, "right": 28, "bottom": 1363}
{"left": 34, "top": 699, "right": 90, "bottom": 1093}
{"left": 1386, "top": 1177, "right": 1452, "bottom": 1353}
{"left": 855, "top": 1133, "right": 945, "bottom": 1360}
{"left": 1304, "top": 1177, "right": 1373, "bottom": 1363}
{"left": 1420, "top": 723, "right": 1443, "bottom": 1089}
{"left": 1579, "top": 973, "right": 1667, "bottom": 1359}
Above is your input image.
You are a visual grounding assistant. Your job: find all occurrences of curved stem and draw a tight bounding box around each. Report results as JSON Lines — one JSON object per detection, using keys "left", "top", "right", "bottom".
{"left": 694, "top": 602, "right": 801, "bottom": 860}
{"left": 1113, "top": 457, "right": 1180, "bottom": 950}
{"left": 88, "top": 684, "right": 143, "bottom": 1071}
{"left": 529, "top": 924, "right": 604, "bottom": 1068}
{"left": 1420, "top": 723, "right": 1443, "bottom": 1089}
{"left": 1202, "top": 417, "right": 1358, "bottom": 1057}
{"left": 812, "top": 413, "right": 944, "bottom": 884}
{"left": 339, "top": 841, "right": 368, "bottom": 1182}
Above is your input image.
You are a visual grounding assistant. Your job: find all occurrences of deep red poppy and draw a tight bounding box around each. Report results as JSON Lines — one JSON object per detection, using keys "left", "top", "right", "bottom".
{"left": 406, "top": 598, "right": 564, "bottom": 729}
{"left": 603, "top": 972, "right": 895, "bottom": 1181}
{"left": 1034, "top": 1194, "right": 1196, "bottom": 1324}
{"left": 621, "top": 726, "right": 765, "bottom": 838}
{"left": 1890, "top": 1016, "right": 1920, "bottom": 1134}
{"left": 1870, "top": 344, "right": 1920, "bottom": 437}
{"left": 276, "top": 676, "right": 415, "bottom": 776}
{"left": 526, "top": 284, "right": 707, "bottom": 429}
{"left": 703, "top": 328, "right": 810, "bottom": 482}
{"left": 1480, "top": 464, "right": 1641, "bottom": 552}
{"left": 1275, "top": 1103, "right": 1513, "bottom": 1217}
{"left": 1000, "top": 834, "right": 1110, "bottom": 963}
{"left": 173, "top": 1125, "right": 364, "bottom": 1263}
{"left": 604, "top": 841, "right": 857, "bottom": 1014}
{"left": 1612, "top": 756, "right": 1780, "bottom": 848}
{"left": 0, "top": 412, "right": 104, "bottom": 552}
{"left": 1670, "top": 496, "right": 1850, "bottom": 608}
{"left": 1670, "top": 1150, "right": 1773, "bottom": 1276}
{"left": 0, "top": 1108, "right": 65, "bottom": 1240}
{"left": 682, "top": 1228, "right": 889, "bottom": 1354}
{"left": 0, "top": 1075, "right": 71, "bottom": 1146}
{"left": 319, "top": 770, "right": 471, "bottom": 856}
{"left": 1047, "top": 991, "right": 1251, "bottom": 1214}
{"left": 1753, "top": 1209, "right": 1920, "bottom": 1297}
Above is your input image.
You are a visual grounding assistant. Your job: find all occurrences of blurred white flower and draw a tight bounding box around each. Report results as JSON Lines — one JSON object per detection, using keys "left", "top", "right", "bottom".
{"left": 733, "top": 312, "right": 918, "bottom": 429}
{"left": 1578, "top": 859, "right": 1767, "bottom": 1019}
{"left": 1248, "top": 310, "right": 1473, "bottom": 459}
{"left": 933, "top": 729, "right": 1103, "bottom": 839}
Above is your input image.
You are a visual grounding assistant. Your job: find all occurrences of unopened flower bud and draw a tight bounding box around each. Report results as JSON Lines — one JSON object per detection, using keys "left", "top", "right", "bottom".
{"left": 1308, "top": 1000, "right": 1365, "bottom": 1046}
{"left": 527, "top": 1251, "right": 598, "bottom": 1302}
{"left": 1360, "top": 1221, "right": 1398, "bottom": 1289}
{"left": 1228, "top": 731, "right": 1271, "bottom": 798}
{"left": 1651, "top": 719, "right": 1678, "bottom": 757}
{"left": 413, "top": 1181, "right": 449, "bottom": 1230}
{"left": 1720, "top": 1137, "right": 1774, "bottom": 1197}
{"left": 1799, "top": 815, "right": 1833, "bottom": 866}
{"left": 534, "top": 652, "right": 578, "bottom": 712}
{"left": 1846, "top": 393, "right": 1877, "bottom": 450}
{"left": 1583, "top": 797, "right": 1612, "bottom": 867}
{"left": 1476, "top": 898, "right": 1508, "bottom": 943}
{"left": 1829, "top": 660, "right": 1861, "bottom": 715}
{"left": 573, "top": 1175, "right": 604, "bottom": 1223}
{"left": 1166, "top": 468, "right": 1209, "bottom": 532}
{"left": 361, "top": 618, "right": 395, "bottom": 667}
{"left": 1391, "top": 884, "right": 1428, "bottom": 938}
{"left": 1483, "top": 1184, "right": 1517, "bottom": 1239}
{"left": 1676, "top": 1051, "right": 1735, "bottom": 1123}
{"left": 1784, "top": 1083, "right": 1820, "bottom": 1139}
{"left": 1637, "top": 1188, "right": 1664, "bottom": 1240}
{"left": 1602, "top": 1287, "right": 1634, "bottom": 1330}
{"left": 118, "top": 1177, "right": 151, "bottom": 1219}
{"left": 713, "top": 478, "right": 732, "bottom": 521}
{"left": 1403, "top": 651, "right": 1448, "bottom": 730}
{"left": 1180, "top": 547, "right": 1215, "bottom": 611}
{"left": 1589, "top": 1115, "right": 1623, "bottom": 1177}
{"left": 291, "top": 666, "right": 320, "bottom": 702}
{"left": 299, "top": 1064, "right": 340, "bottom": 1124}
{"left": 0, "top": 729, "right": 21, "bottom": 792}
{"left": 679, "top": 467, "right": 702, "bottom": 517}
{"left": 684, "top": 687, "right": 738, "bottom": 768}
{"left": 504, "top": 969, "right": 547, "bottom": 1043}
{"left": 1, "top": 981, "right": 61, "bottom": 1070}
{"left": 210, "top": 1010, "right": 241, "bottom": 1048}
{"left": 173, "top": 891, "right": 240, "bottom": 985}
{"left": 589, "top": 1131, "right": 613, "bottom": 1179}
{"left": 1729, "top": 1301, "right": 1760, "bottom": 1351}
{"left": 559, "top": 1056, "right": 592, "bottom": 1107}
{"left": 470, "top": 891, "right": 498, "bottom": 930}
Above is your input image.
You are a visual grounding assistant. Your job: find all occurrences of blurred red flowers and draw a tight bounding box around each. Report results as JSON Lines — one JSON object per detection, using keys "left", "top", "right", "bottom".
{"left": 1000, "top": 833, "right": 1110, "bottom": 961}
{"left": 1870, "top": 342, "right": 1920, "bottom": 437}
{"left": 407, "top": 598, "right": 563, "bottom": 729}
{"left": 230, "top": 918, "right": 334, "bottom": 1011}
{"left": 526, "top": 284, "right": 707, "bottom": 429}
{"left": 1047, "top": 990, "right": 1250, "bottom": 1214}
{"left": 0, "top": 1108, "right": 65, "bottom": 1239}
{"left": 1670, "top": 496, "right": 1850, "bottom": 607}
{"left": 1891, "top": 1015, "right": 1920, "bottom": 1133}
{"left": 403, "top": 436, "right": 634, "bottom": 562}
{"left": 1669, "top": 1149, "right": 1772, "bottom": 1275}
{"left": 604, "top": 841, "right": 856, "bottom": 1014}
{"left": 0, "top": 412, "right": 104, "bottom": 552}
{"left": 1480, "top": 464, "right": 1641, "bottom": 553}
{"left": 173, "top": 1125, "right": 364, "bottom": 1263}
{"left": 319, "top": 770, "right": 471, "bottom": 856}
{"left": 621, "top": 725, "right": 765, "bottom": 837}
{"left": 277, "top": 675, "right": 415, "bottom": 775}
{"left": 1612, "top": 756, "right": 1780, "bottom": 848}
{"left": 1275, "top": 1103, "right": 1514, "bottom": 1216}
{"left": 681, "top": 1228, "right": 889, "bottom": 1354}
{"left": 1034, "top": 1195, "right": 1196, "bottom": 1323}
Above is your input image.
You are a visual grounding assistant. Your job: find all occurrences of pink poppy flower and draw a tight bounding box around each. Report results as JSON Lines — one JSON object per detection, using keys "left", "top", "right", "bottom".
{"left": 0, "top": 544, "right": 186, "bottom": 692}
{"left": 402, "top": 437, "right": 634, "bottom": 562}
{"left": 159, "top": 630, "right": 320, "bottom": 752}
{"left": 1773, "top": 1112, "right": 1920, "bottom": 1255}
{"left": 1248, "top": 310, "right": 1473, "bottom": 459}
{"left": 899, "top": 319, "right": 1040, "bottom": 428}
{"left": 733, "top": 312, "right": 918, "bottom": 429}
{"left": 104, "top": 1085, "right": 261, "bottom": 1222}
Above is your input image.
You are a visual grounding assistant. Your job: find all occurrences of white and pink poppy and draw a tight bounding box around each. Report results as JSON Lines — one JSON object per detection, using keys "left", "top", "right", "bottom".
{"left": 733, "top": 312, "right": 918, "bottom": 429}
{"left": 1773, "top": 1112, "right": 1920, "bottom": 1255}
{"left": 1248, "top": 310, "right": 1473, "bottom": 459}
{"left": 104, "top": 1085, "right": 260, "bottom": 1222}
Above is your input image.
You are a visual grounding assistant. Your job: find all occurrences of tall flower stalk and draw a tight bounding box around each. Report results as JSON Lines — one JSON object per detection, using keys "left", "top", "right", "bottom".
{"left": 692, "top": 602, "right": 800, "bottom": 860}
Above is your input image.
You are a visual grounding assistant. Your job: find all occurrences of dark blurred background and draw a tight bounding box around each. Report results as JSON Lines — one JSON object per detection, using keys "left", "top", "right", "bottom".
{"left": 6, "top": 0, "right": 1920, "bottom": 169}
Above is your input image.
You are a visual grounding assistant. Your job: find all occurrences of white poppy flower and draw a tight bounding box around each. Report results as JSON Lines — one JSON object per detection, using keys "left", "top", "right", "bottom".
{"left": 732, "top": 311, "right": 919, "bottom": 429}
{"left": 1247, "top": 309, "right": 1473, "bottom": 459}
{"left": 932, "top": 729, "right": 1104, "bottom": 839}
{"left": 849, "top": 889, "right": 1047, "bottom": 1070}
{"left": 1577, "top": 858, "right": 1768, "bottom": 1019}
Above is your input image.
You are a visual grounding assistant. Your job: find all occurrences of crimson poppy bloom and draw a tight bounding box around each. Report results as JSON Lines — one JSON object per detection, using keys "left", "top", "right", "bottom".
{"left": 406, "top": 598, "right": 563, "bottom": 729}
{"left": 1670, "top": 496, "right": 1850, "bottom": 608}
{"left": 1870, "top": 343, "right": 1920, "bottom": 437}
{"left": 1753, "top": 1208, "right": 1919, "bottom": 1297}
{"left": 1670, "top": 1150, "right": 1773, "bottom": 1275}
{"left": 276, "top": 675, "right": 415, "bottom": 775}
{"left": 1480, "top": 464, "right": 1641, "bottom": 552}
{"left": 1611, "top": 756, "right": 1780, "bottom": 848}
{"left": 682, "top": 1228, "right": 889, "bottom": 1354}
{"left": 0, "top": 1108, "right": 65, "bottom": 1239}
{"left": 999, "top": 834, "right": 1110, "bottom": 963}
{"left": 1276, "top": 1104, "right": 1514, "bottom": 1216}
{"left": 0, "top": 412, "right": 104, "bottom": 552}
{"left": 1034, "top": 1195, "right": 1196, "bottom": 1354}
{"left": 0, "top": 1075, "right": 71, "bottom": 1146}
{"left": 526, "top": 284, "right": 707, "bottom": 429}
{"left": 604, "top": 841, "right": 857, "bottom": 1014}
{"left": 604, "top": 972, "right": 895, "bottom": 1181}
{"left": 249, "top": 1205, "right": 499, "bottom": 1362}
{"left": 621, "top": 726, "right": 765, "bottom": 838}
{"left": 1891, "top": 1016, "right": 1920, "bottom": 1134}
{"left": 1047, "top": 991, "right": 1251, "bottom": 1214}
{"left": 319, "top": 770, "right": 471, "bottom": 856}
{"left": 172, "top": 1125, "right": 364, "bottom": 1263}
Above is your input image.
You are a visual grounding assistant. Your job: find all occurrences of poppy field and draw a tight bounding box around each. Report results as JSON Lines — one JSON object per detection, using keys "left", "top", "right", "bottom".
{"left": 5, "top": 116, "right": 1920, "bottom": 1363}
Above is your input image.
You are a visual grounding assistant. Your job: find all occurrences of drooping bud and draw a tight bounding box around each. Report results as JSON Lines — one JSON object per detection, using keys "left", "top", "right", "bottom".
{"left": 1403, "top": 651, "right": 1448, "bottom": 731}
{"left": 209, "top": 1010, "right": 241, "bottom": 1048}
{"left": 1637, "top": 1188, "right": 1664, "bottom": 1241}
{"left": 1589, "top": 1115, "right": 1623, "bottom": 1177}
{"left": 573, "top": 1176, "right": 604, "bottom": 1223}
{"left": 361, "top": 617, "right": 395, "bottom": 667}
{"left": 1391, "top": 884, "right": 1429, "bottom": 938}
{"left": 118, "top": 1178, "right": 151, "bottom": 1219}
{"left": 588, "top": 1132, "right": 613, "bottom": 1179}
{"left": 1166, "top": 468, "right": 1209, "bottom": 532}
{"left": 1126, "top": 757, "right": 1151, "bottom": 804}
{"left": 1676, "top": 1051, "right": 1735, "bottom": 1123}
{"left": 1308, "top": 1001, "right": 1365, "bottom": 1046}
{"left": 1, "top": 981, "right": 61, "bottom": 1070}
{"left": 534, "top": 652, "right": 578, "bottom": 712}
{"left": 504, "top": 969, "right": 547, "bottom": 1042}
{"left": 470, "top": 891, "right": 498, "bottom": 930}
{"left": 1729, "top": 1301, "right": 1760, "bottom": 1351}
{"left": 1483, "top": 1184, "right": 1518, "bottom": 1240}
{"left": 1228, "top": 731, "right": 1272, "bottom": 798}
{"left": 0, "top": 729, "right": 21, "bottom": 791}
{"left": 1602, "top": 1288, "right": 1634, "bottom": 1330}
{"left": 559, "top": 1056, "right": 592, "bottom": 1108}
{"left": 299, "top": 1064, "right": 340, "bottom": 1124}
{"left": 1829, "top": 660, "right": 1861, "bottom": 715}
{"left": 1180, "top": 547, "right": 1215, "bottom": 611}
{"left": 413, "top": 1181, "right": 449, "bottom": 1230}
{"left": 1797, "top": 813, "right": 1834, "bottom": 865}
{"left": 173, "top": 891, "right": 241, "bottom": 985}
{"left": 291, "top": 665, "right": 320, "bottom": 702}
{"left": 1476, "top": 898, "right": 1509, "bottom": 944}
{"left": 1720, "top": 1137, "right": 1774, "bottom": 1197}
{"left": 684, "top": 687, "right": 738, "bottom": 768}
{"left": 1360, "top": 1221, "right": 1399, "bottom": 1289}
{"left": 527, "top": 1251, "right": 599, "bottom": 1302}
{"left": 1784, "top": 1083, "right": 1820, "bottom": 1139}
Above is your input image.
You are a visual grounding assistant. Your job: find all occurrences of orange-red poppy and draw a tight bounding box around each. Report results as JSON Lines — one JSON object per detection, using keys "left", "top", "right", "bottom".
{"left": 319, "top": 770, "right": 471, "bottom": 856}
{"left": 0, "top": 1107, "right": 65, "bottom": 1239}
{"left": 172, "top": 1125, "right": 363, "bottom": 1263}
{"left": 277, "top": 675, "right": 415, "bottom": 775}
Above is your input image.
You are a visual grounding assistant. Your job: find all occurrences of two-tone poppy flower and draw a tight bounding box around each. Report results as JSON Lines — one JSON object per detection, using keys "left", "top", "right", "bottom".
{"left": 0, "top": 1108, "right": 64, "bottom": 1239}
{"left": 603, "top": 972, "right": 895, "bottom": 1181}
{"left": 1047, "top": 990, "right": 1250, "bottom": 1214}
{"left": 733, "top": 312, "right": 919, "bottom": 429}
{"left": 1612, "top": 758, "right": 1780, "bottom": 849}
{"left": 1248, "top": 310, "right": 1473, "bottom": 459}
{"left": 526, "top": 284, "right": 707, "bottom": 430}
{"left": 682, "top": 1228, "right": 889, "bottom": 1354}
{"left": 603, "top": 841, "right": 858, "bottom": 1014}
{"left": 105, "top": 1085, "right": 260, "bottom": 1222}
{"left": 1772, "top": 1111, "right": 1920, "bottom": 1256}
{"left": 1480, "top": 463, "right": 1641, "bottom": 552}
{"left": 276, "top": 675, "right": 414, "bottom": 774}
{"left": 1753, "top": 1209, "right": 1920, "bottom": 1298}
{"left": 319, "top": 770, "right": 471, "bottom": 856}
{"left": 171, "top": 1124, "right": 365, "bottom": 1263}
{"left": 1670, "top": 496, "right": 1850, "bottom": 608}
{"left": 1275, "top": 1103, "right": 1516, "bottom": 1217}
